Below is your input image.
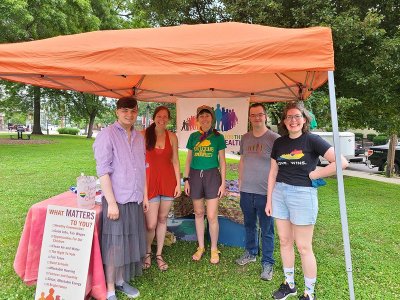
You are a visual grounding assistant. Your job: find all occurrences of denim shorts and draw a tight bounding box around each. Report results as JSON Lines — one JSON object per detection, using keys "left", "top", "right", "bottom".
{"left": 271, "top": 182, "right": 318, "bottom": 225}
{"left": 148, "top": 195, "right": 175, "bottom": 203}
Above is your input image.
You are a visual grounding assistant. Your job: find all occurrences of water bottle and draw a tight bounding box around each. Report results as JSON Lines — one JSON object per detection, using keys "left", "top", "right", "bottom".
{"left": 95, "top": 179, "right": 102, "bottom": 205}
{"left": 76, "top": 173, "right": 96, "bottom": 209}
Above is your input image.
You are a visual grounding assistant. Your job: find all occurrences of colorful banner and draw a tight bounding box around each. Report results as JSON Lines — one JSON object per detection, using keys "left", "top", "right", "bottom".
{"left": 177, "top": 98, "right": 249, "bottom": 154}
{"left": 35, "top": 205, "right": 95, "bottom": 300}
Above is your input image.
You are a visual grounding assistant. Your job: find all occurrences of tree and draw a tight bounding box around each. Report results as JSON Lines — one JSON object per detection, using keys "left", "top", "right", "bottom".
{"left": 66, "top": 92, "right": 111, "bottom": 138}
{"left": 0, "top": 0, "right": 150, "bottom": 135}
{"left": 0, "top": 0, "right": 33, "bottom": 43}
{"left": 135, "top": 0, "right": 228, "bottom": 26}
{"left": 0, "top": 82, "right": 33, "bottom": 116}
{"left": 137, "top": 0, "right": 400, "bottom": 175}
{"left": 0, "top": 0, "right": 108, "bottom": 134}
{"left": 91, "top": 0, "right": 149, "bottom": 29}
{"left": 330, "top": 7, "right": 399, "bottom": 176}
{"left": 0, "top": 0, "right": 100, "bottom": 134}
{"left": 223, "top": 0, "right": 400, "bottom": 176}
{"left": 366, "top": 33, "right": 400, "bottom": 176}
{"left": 39, "top": 88, "right": 115, "bottom": 138}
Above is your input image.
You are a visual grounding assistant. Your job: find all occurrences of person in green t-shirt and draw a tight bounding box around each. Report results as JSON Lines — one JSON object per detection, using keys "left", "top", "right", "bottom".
{"left": 183, "top": 105, "right": 226, "bottom": 264}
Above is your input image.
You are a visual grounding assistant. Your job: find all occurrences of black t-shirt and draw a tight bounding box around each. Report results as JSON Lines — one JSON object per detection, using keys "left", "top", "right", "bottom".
{"left": 271, "top": 133, "right": 331, "bottom": 187}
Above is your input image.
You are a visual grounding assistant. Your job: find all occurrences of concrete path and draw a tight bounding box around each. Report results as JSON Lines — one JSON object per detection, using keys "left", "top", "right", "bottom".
{"left": 342, "top": 169, "right": 400, "bottom": 185}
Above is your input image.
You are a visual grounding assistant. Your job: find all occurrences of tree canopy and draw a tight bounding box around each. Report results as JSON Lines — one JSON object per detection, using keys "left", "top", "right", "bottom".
{"left": 131, "top": 0, "right": 400, "bottom": 175}
{"left": 1, "top": 1, "right": 399, "bottom": 173}
{"left": 0, "top": 0, "right": 149, "bottom": 136}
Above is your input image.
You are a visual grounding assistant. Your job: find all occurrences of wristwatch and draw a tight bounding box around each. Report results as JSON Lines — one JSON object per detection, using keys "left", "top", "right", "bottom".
{"left": 183, "top": 177, "right": 190, "bottom": 182}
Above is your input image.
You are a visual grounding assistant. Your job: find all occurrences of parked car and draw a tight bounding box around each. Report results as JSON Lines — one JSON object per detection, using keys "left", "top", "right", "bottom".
{"left": 355, "top": 143, "right": 365, "bottom": 156}
{"left": 367, "top": 142, "right": 400, "bottom": 174}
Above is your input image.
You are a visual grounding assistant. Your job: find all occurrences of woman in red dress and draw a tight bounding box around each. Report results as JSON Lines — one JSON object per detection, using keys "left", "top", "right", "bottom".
{"left": 143, "top": 106, "right": 181, "bottom": 271}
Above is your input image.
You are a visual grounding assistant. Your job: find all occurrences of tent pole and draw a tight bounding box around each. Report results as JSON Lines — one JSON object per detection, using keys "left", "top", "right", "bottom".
{"left": 327, "top": 71, "right": 355, "bottom": 299}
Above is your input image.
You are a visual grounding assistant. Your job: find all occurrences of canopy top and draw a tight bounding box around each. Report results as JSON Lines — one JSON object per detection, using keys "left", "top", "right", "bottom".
{"left": 0, "top": 22, "right": 334, "bottom": 102}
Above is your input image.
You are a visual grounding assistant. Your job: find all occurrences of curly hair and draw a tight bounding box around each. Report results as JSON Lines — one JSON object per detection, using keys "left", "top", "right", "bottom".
{"left": 279, "top": 101, "right": 311, "bottom": 136}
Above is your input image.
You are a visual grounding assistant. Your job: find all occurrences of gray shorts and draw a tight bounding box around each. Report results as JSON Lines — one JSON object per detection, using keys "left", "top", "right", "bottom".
{"left": 189, "top": 168, "right": 221, "bottom": 200}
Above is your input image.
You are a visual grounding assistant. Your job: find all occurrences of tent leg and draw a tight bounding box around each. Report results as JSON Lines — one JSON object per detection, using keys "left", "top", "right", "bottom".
{"left": 328, "top": 71, "right": 355, "bottom": 300}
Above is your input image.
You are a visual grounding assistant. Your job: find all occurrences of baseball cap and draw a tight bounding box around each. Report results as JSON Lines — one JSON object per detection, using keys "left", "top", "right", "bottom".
{"left": 196, "top": 105, "right": 215, "bottom": 119}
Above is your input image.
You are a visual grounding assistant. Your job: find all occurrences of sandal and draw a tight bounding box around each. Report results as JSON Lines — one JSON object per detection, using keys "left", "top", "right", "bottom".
{"left": 155, "top": 255, "right": 168, "bottom": 271}
{"left": 192, "top": 247, "right": 205, "bottom": 261}
{"left": 142, "top": 252, "right": 152, "bottom": 270}
{"left": 210, "top": 249, "right": 221, "bottom": 264}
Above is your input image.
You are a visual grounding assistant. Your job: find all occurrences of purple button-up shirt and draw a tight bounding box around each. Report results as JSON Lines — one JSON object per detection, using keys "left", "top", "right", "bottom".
{"left": 93, "top": 121, "right": 145, "bottom": 204}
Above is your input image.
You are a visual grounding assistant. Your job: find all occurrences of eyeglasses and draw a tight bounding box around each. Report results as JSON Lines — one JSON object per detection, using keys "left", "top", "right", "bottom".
{"left": 249, "top": 113, "right": 266, "bottom": 118}
{"left": 285, "top": 114, "right": 303, "bottom": 121}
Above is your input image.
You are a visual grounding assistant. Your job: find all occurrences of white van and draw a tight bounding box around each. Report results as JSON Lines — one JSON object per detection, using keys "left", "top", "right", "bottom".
{"left": 311, "top": 131, "right": 355, "bottom": 164}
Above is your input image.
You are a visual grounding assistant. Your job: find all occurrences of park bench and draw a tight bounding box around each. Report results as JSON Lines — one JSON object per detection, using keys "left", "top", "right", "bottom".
{"left": 10, "top": 129, "right": 31, "bottom": 140}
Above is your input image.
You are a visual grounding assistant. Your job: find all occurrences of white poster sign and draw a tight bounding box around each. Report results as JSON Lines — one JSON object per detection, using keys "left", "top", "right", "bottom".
{"left": 35, "top": 205, "right": 96, "bottom": 300}
{"left": 176, "top": 98, "right": 249, "bottom": 154}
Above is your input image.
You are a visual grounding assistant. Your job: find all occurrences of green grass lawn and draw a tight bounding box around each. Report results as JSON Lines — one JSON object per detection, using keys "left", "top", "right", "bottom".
{"left": 0, "top": 134, "right": 399, "bottom": 299}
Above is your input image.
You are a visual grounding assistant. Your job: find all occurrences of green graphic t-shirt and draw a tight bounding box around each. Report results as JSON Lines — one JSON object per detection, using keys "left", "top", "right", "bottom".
{"left": 186, "top": 131, "right": 226, "bottom": 170}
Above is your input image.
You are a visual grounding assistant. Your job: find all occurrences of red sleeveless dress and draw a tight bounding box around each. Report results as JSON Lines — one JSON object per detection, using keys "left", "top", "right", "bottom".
{"left": 146, "top": 131, "right": 177, "bottom": 200}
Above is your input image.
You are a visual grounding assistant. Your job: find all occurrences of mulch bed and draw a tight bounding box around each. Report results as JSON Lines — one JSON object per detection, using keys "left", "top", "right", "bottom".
{"left": 173, "top": 194, "right": 243, "bottom": 224}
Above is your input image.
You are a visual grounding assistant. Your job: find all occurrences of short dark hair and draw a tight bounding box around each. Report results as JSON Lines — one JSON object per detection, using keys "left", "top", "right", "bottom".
{"left": 248, "top": 103, "right": 266, "bottom": 115}
{"left": 116, "top": 97, "right": 137, "bottom": 109}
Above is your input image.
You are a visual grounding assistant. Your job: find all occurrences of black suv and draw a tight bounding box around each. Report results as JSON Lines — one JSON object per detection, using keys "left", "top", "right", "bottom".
{"left": 367, "top": 142, "right": 400, "bottom": 174}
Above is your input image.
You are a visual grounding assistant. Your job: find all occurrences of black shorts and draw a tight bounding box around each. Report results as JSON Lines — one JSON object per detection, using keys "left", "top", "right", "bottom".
{"left": 188, "top": 167, "right": 221, "bottom": 200}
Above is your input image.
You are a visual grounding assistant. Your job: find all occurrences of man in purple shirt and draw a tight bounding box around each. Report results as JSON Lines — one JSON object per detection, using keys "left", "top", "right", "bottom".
{"left": 93, "top": 97, "right": 148, "bottom": 300}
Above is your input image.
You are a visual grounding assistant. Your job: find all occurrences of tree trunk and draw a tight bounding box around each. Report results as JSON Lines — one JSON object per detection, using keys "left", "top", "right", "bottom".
{"left": 32, "top": 86, "right": 43, "bottom": 135}
{"left": 385, "top": 134, "right": 397, "bottom": 177}
{"left": 86, "top": 112, "right": 96, "bottom": 138}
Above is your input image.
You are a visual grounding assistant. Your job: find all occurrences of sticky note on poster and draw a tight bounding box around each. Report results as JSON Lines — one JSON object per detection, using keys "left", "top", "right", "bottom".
{"left": 35, "top": 205, "right": 96, "bottom": 300}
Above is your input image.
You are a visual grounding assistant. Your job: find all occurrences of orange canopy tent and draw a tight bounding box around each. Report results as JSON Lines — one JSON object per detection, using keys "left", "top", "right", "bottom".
{"left": 0, "top": 22, "right": 355, "bottom": 299}
{"left": 0, "top": 22, "right": 333, "bottom": 102}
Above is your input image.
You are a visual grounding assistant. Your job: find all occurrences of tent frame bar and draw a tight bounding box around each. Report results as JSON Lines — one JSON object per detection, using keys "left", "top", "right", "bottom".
{"left": 0, "top": 73, "right": 125, "bottom": 97}
{"left": 275, "top": 73, "right": 299, "bottom": 98}
{"left": 305, "top": 71, "right": 316, "bottom": 91}
{"left": 43, "top": 77, "right": 82, "bottom": 92}
{"left": 83, "top": 79, "right": 125, "bottom": 97}
{"left": 0, "top": 73, "right": 85, "bottom": 79}
{"left": 133, "top": 86, "right": 300, "bottom": 102}
{"left": 328, "top": 70, "right": 355, "bottom": 300}
{"left": 1, "top": 72, "right": 317, "bottom": 102}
